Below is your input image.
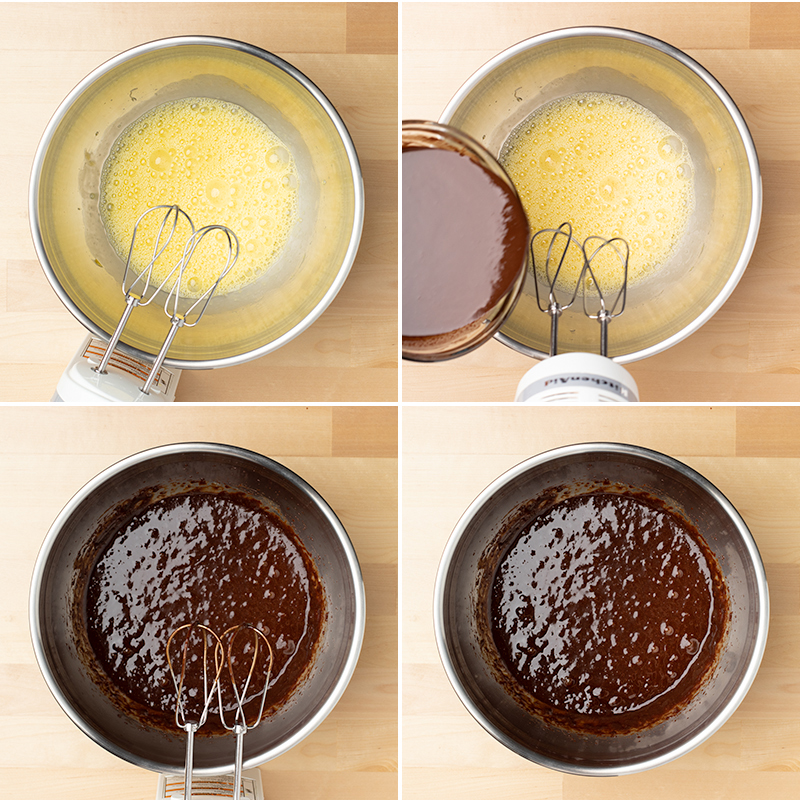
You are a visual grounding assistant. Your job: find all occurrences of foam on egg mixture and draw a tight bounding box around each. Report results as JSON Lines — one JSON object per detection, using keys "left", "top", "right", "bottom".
{"left": 100, "top": 97, "right": 299, "bottom": 297}
{"left": 499, "top": 92, "right": 695, "bottom": 293}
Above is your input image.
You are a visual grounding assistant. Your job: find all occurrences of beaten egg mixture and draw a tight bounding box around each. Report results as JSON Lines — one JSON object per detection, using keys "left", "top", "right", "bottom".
{"left": 100, "top": 97, "right": 299, "bottom": 297}
{"left": 500, "top": 92, "right": 694, "bottom": 294}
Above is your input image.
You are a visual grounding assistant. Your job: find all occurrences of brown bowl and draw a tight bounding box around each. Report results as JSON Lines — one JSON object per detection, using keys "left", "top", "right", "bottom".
{"left": 402, "top": 120, "right": 529, "bottom": 361}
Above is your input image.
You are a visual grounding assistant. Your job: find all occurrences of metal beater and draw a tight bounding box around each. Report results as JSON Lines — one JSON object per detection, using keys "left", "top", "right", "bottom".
{"left": 218, "top": 624, "right": 274, "bottom": 800}
{"left": 516, "top": 221, "right": 638, "bottom": 402}
{"left": 96, "top": 204, "right": 240, "bottom": 394}
{"left": 531, "top": 221, "right": 629, "bottom": 357}
{"left": 580, "top": 233, "right": 629, "bottom": 358}
{"left": 96, "top": 204, "right": 193, "bottom": 375}
{"left": 166, "top": 623, "right": 225, "bottom": 800}
{"left": 530, "top": 222, "right": 583, "bottom": 357}
{"left": 141, "top": 221, "right": 239, "bottom": 394}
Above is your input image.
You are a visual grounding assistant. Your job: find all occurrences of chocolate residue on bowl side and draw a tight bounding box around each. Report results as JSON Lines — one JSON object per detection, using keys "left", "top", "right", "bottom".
{"left": 476, "top": 487, "right": 729, "bottom": 736}
{"left": 71, "top": 485, "right": 326, "bottom": 735}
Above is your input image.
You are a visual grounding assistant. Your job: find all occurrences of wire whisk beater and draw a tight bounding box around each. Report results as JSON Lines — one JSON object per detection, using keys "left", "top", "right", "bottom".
{"left": 219, "top": 624, "right": 274, "bottom": 800}
{"left": 531, "top": 221, "right": 629, "bottom": 358}
{"left": 166, "top": 623, "right": 225, "bottom": 800}
{"left": 96, "top": 204, "right": 239, "bottom": 394}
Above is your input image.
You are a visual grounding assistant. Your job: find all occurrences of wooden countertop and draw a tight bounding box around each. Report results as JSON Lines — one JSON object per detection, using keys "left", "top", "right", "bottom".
{"left": 1, "top": 2, "right": 398, "bottom": 402}
{"left": 402, "top": 2, "right": 800, "bottom": 402}
{"left": 0, "top": 405, "right": 398, "bottom": 799}
{"left": 403, "top": 404, "right": 800, "bottom": 799}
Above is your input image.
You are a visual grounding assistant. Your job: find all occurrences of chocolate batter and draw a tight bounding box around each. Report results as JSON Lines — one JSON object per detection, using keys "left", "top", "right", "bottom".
{"left": 488, "top": 491, "right": 728, "bottom": 734}
{"left": 402, "top": 145, "right": 529, "bottom": 350}
{"left": 82, "top": 488, "right": 324, "bottom": 733}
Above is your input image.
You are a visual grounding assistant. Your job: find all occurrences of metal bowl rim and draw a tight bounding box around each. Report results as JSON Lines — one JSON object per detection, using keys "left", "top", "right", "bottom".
{"left": 433, "top": 441, "right": 769, "bottom": 775}
{"left": 29, "top": 441, "right": 366, "bottom": 773}
{"left": 29, "top": 35, "right": 365, "bottom": 370}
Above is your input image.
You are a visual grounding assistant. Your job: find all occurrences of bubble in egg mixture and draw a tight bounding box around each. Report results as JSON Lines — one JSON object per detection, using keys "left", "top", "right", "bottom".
{"left": 499, "top": 92, "right": 695, "bottom": 293}
{"left": 100, "top": 97, "right": 300, "bottom": 297}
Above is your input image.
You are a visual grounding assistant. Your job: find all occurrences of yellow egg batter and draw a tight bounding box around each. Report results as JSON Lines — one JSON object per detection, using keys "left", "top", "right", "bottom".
{"left": 100, "top": 97, "right": 299, "bottom": 297}
{"left": 499, "top": 92, "right": 694, "bottom": 294}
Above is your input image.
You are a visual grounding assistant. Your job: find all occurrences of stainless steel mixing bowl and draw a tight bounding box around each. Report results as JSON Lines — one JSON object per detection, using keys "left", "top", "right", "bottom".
{"left": 434, "top": 443, "right": 768, "bottom": 775}
{"left": 30, "top": 37, "right": 364, "bottom": 368}
{"left": 30, "top": 443, "right": 365, "bottom": 774}
{"left": 440, "top": 27, "right": 761, "bottom": 362}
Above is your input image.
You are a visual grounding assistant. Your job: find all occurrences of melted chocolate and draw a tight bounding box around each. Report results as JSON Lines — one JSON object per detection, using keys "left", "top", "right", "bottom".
{"left": 488, "top": 491, "right": 728, "bottom": 734}
{"left": 402, "top": 145, "right": 529, "bottom": 347}
{"left": 81, "top": 489, "right": 324, "bottom": 733}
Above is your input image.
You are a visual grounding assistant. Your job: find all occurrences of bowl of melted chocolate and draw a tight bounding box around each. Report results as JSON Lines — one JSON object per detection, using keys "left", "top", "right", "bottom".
{"left": 402, "top": 120, "right": 530, "bottom": 361}
{"left": 434, "top": 443, "right": 768, "bottom": 775}
{"left": 30, "top": 443, "right": 365, "bottom": 774}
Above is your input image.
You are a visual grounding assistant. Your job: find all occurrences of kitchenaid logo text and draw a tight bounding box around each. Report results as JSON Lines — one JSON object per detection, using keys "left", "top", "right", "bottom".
{"left": 543, "top": 374, "right": 623, "bottom": 391}
{"left": 519, "top": 372, "right": 634, "bottom": 402}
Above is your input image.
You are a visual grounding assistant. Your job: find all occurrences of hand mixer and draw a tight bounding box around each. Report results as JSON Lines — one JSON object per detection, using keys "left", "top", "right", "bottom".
{"left": 163, "top": 623, "right": 272, "bottom": 800}
{"left": 54, "top": 204, "right": 239, "bottom": 403}
{"left": 514, "top": 222, "right": 640, "bottom": 403}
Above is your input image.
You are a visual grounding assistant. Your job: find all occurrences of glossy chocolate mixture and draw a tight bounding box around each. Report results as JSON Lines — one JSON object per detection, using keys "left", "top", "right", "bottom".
{"left": 489, "top": 491, "right": 728, "bottom": 734}
{"left": 82, "top": 489, "right": 324, "bottom": 733}
{"left": 402, "top": 146, "right": 529, "bottom": 344}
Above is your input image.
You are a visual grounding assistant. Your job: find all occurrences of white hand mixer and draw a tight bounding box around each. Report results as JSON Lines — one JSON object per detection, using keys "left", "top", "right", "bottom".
{"left": 514, "top": 222, "right": 640, "bottom": 403}
{"left": 54, "top": 204, "right": 239, "bottom": 403}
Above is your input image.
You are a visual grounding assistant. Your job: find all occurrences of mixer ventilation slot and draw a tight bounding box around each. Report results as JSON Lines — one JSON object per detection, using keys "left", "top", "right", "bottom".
{"left": 83, "top": 337, "right": 175, "bottom": 393}
{"left": 156, "top": 770, "right": 263, "bottom": 800}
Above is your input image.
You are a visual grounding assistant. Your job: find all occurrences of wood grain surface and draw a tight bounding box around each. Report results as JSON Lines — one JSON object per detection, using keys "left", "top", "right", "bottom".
{"left": 402, "top": 2, "right": 800, "bottom": 402}
{"left": 0, "top": 404, "right": 398, "bottom": 799}
{"left": 403, "top": 404, "right": 800, "bottom": 799}
{"left": 1, "top": 2, "right": 398, "bottom": 402}
{"left": 5, "top": 4, "right": 800, "bottom": 800}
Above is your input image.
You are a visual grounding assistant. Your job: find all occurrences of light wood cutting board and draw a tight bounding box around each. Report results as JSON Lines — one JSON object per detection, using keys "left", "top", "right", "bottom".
{"left": 402, "top": 2, "right": 800, "bottom": 402}
{"left": 403, "top": 404, "right": 800, "bottom": 798}
{"left": 1, "top": 2, "right": 398, "bottom": 402}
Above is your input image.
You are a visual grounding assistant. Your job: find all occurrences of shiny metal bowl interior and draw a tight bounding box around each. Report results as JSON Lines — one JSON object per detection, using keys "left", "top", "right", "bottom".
{"left": 30, "top": 37, "right": 364, "bottom": 369}
{"left": 440, "top": 27, "right": 761, "bottom": 363}
{"left": 30, "top": 443, "right": 365, "bottom": 774}
{"left": 434, "top": 443, "right": 768, "bottom": 775}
